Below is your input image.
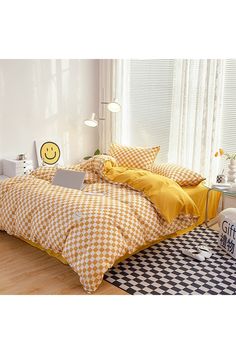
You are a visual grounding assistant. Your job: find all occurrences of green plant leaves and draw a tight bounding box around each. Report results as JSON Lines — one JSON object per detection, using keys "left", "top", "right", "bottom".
{"left": 94, "top": 148, "right": 101, "bottom": 155}
{"left": 83, "top": 149, "right": 101, "bottom": 161}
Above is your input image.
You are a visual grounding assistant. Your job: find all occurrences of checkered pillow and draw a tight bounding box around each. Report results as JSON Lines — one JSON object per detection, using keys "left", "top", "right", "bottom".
{"left": 109, "top": 143, "right": 160, "bottom": 170}
{"left": 30, "top": 164, "right": 102, "bottom": 184}
{"left": 79, "top": 155, "right": 117, "bottom": 175}
{"left": 151, "top": 163, "right": 205, "bottom": 187}
{"left": 30, "top": 166, "right": 58, "bottom": 182}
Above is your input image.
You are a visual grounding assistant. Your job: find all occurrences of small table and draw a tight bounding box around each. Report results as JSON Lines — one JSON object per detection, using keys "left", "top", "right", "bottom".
{"left": 205, "top": 185, "right": 236, "bottom": 228}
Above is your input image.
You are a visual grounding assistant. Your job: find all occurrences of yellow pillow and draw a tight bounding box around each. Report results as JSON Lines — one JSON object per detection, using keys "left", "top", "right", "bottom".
{"left": 151, "top": 163, "right": 205, "bottom": 187}
{"left": 109, "top": 143, "right": 160, "bottom": 170}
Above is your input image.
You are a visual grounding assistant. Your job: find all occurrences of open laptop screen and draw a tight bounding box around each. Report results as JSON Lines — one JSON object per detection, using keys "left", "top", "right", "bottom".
{"left": 52, "top": 169, "right": 86, "bottom": 190}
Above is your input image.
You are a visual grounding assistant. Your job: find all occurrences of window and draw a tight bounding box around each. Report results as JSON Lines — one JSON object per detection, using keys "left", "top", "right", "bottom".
{"left": 119, "top": 59, "right": 236, "bottom": 173}
{"left": 221, "top": 59, "right": 236, "bottom": 155}
{"left": 120, "top": 60, "right": 174, "bottom": 162}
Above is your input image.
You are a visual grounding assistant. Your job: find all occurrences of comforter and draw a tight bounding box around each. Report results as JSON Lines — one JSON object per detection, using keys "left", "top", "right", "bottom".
{"left": 0, "top": 155, "right": 199, "bottom": 293}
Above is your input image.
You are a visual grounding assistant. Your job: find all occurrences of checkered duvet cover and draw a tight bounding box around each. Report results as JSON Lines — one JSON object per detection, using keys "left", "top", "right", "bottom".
{"left": 0, "top": 156, "right": 198, "bottom": 293}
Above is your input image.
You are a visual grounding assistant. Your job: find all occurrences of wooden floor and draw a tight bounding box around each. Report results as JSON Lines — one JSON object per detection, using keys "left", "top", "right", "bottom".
{"left": 0, "top": 231, "right": 127, "bottom": 295}
{"left": 0, "top": 224, "right": 219, "bottom": 295}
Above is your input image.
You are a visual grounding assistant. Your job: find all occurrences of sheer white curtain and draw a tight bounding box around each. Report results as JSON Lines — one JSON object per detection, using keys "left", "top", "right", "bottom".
{"left": 98, "top": 59, "right": 123, "bottom": 153}
{"left": 168, "top": 59, "right": 225, "bottom": 182}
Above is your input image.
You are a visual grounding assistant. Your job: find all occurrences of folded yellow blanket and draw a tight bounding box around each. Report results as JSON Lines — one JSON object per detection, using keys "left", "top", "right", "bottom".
{"left": 103, "top": 163, "right": 200, "bottom": 224}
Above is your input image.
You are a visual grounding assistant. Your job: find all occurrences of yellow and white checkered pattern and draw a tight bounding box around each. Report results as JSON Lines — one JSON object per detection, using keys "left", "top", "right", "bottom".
{"left": 109, "top": 143, "right": 160, "bottom": 170}
{"left": 152, "top": 163, "right": 205, "bottom": 187}
{"left": 0, "top": 155, "right": 197, "bottom": 293}
{"left": 30, "top": 164, "right": 103, "bottom": 184}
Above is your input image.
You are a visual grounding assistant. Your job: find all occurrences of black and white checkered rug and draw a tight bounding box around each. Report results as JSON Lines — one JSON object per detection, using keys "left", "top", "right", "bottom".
{"left": 104, "top": 226, "right": 236, "bottom": 295}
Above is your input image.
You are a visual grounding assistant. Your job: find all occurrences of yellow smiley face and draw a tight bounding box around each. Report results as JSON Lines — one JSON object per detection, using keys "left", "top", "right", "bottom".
{"left": 40, "top": 142, "right": 61, "bottom": 165}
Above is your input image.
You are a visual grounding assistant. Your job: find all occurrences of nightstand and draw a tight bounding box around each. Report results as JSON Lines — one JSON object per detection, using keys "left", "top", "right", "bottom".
{"left": 3, "top": 159, "right": 33, "bottom": 177}
{"left": 204, "top": 185, "right": 236, "bottom": 229}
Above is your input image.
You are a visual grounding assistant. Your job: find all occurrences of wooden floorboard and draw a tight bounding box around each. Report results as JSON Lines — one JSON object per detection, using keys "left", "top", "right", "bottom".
{"left": 0, "top": 231, "right": 127, "bottom": 295}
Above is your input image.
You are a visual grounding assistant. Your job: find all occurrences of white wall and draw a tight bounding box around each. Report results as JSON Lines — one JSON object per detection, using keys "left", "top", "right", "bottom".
{"left": 0, "top": 59, "right": 99, "bottom": 173}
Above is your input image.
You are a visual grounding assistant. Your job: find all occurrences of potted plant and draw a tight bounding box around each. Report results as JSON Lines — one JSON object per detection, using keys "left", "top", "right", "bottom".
{"left": 84, "top": 148, "right": 101, "bottom": 160}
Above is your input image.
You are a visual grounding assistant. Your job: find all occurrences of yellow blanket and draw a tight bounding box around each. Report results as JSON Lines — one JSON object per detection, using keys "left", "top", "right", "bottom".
{"left": 103, "top": 164, "right": 200, "bottom": 224}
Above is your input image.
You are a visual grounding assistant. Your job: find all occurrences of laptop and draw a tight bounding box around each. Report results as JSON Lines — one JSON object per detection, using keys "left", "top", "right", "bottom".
{"left": 52, "top": 169, "right": 86, "bottom": 190}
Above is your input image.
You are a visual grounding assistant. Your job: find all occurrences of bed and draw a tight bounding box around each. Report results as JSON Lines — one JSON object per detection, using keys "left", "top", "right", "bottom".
{"left": 0, "top": 155, "right": 220, "bottom": 293}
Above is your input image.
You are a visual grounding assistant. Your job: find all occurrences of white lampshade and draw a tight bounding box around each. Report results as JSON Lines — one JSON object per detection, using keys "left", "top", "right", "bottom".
{"left": 84, "top": 113, "right": 98, "bottom": 127}
{"left": 107, "top": 100, "right": 121, "bottom": 113}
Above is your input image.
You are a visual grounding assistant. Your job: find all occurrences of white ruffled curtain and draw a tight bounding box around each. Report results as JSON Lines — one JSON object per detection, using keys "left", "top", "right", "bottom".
{"left": 98, "top": 59, "right": 123, "bottom": 153}
{"left": 168, "top": 59, "right": 225, "bottom": 182}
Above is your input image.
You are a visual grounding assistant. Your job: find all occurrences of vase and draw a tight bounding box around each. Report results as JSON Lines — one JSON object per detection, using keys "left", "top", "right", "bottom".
{"left": 216, "top": 174, "right": 226, "bottom": 183}
{"left": 227, "top": 159, "right": 236, "bottom": 183}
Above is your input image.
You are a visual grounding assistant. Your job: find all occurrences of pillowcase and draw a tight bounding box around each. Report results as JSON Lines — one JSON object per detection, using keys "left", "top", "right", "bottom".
{"left": 151, "top": 163, "right": 205, "bottom": 187}
{"left": 109, "top": 143, "right": 160, "bottom": 170}
{"left": 79, "top": 154, "right": 117, "bottom": 175}
{"left": 30, "top": 166, "right": 58, "bottom": 182}
{"left": 30, "top": 156, "right": 115, "bottom": 184}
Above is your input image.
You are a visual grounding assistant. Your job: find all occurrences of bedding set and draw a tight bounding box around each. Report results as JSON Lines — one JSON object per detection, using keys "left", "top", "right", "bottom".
{"left": 0, "top": 144, "right": 217, "bottom": 293}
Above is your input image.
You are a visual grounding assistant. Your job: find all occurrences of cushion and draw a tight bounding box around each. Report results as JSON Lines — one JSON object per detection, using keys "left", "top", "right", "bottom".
{"left": 30, "top": 157, "right": 113, "bottom": 184}
{"left": 30, "top": 166, "right": 58, "bottom": 182}
{"left": 79, "top": 154, "right": 117, "bottom": 175}
{"left": 108, "top": 143, "right": 160, "bottom": 170}
{"left": 151, "top": 163, "right": 205, "bottom": 187}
